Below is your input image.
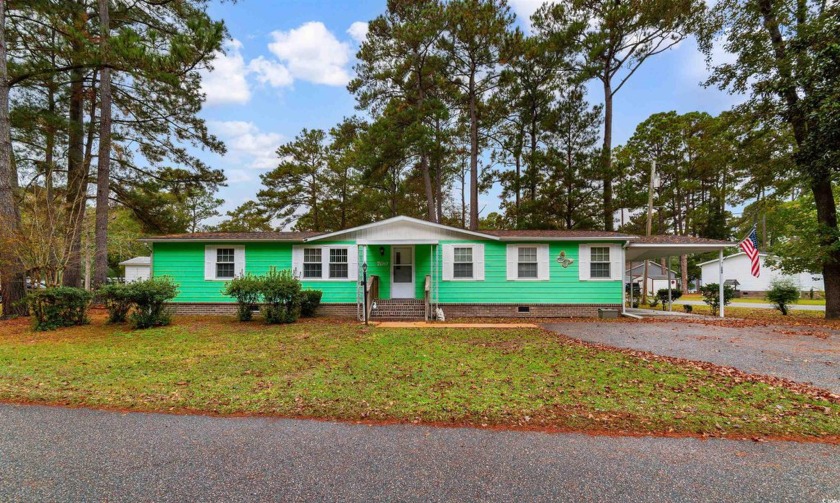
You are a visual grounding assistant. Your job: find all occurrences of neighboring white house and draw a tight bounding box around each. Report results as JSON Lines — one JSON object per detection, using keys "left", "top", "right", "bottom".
{"left": 119, "top": 256, "right": 151, "bottom": 282}
{"left": 625, "top": 261, "right": 679, "bottom": 293}
{"left": 698, "top": 252, "right": 824, "bottom": 295}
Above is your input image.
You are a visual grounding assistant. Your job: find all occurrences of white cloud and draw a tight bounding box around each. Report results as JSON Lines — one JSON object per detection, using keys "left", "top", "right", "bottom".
{"left": 201, "top": 39, "right": 251, "bottom": 106}
{"left": 681, "top": 37, "right": 737, "bottom": 82}
{"left": 248, "top": 56, "right": 294, "bottom": 88}
{"left": 267, "top": 22, "right": 352, "bottom": 86}
{"left": 347, "top": 21, "right": 369, "bottom": 43}
{"left": 209, "top": 120, "right": 284, "bottom": 170}
{"left": 508, "top": 0, "right": 544, "bottom": 31}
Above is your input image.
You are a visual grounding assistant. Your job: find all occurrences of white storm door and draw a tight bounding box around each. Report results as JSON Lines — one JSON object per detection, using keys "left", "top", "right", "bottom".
{"left": 391, "top": 246, "right": 415, "bottom": 298}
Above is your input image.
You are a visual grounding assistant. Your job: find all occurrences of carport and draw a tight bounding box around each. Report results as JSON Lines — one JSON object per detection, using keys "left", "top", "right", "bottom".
{"left": 623, "top": 236, "right": 737, "bottom": 318}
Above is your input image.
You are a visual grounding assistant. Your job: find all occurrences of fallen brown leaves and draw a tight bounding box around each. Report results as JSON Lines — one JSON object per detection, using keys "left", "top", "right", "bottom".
{"left": 551, "top": 332, "right": 840, "bottom": 405}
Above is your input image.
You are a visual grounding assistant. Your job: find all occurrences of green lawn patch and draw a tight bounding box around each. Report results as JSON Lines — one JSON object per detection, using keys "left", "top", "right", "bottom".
{"left": 0, "top": 316, "right": 836, "bottom": 440}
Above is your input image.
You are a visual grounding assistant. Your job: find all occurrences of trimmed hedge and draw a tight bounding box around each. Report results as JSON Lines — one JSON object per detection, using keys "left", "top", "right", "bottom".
{"left": 656, "top": 288, "right": 683, "bottom": 310}
{"left": 98, "top": 283, "right": 133, "bottom": 323}
{"left": 223, "top": 274, "right": 263, "bottom": 321}
{"left": 98, "top": 278, "right": 179, "bottom": 329}
{"left": 261, "top": 269, "right": 302, "bottom": 324}
{"left": 700, "top": 283, "right": 735, "bottom": 316}
{"left": 223, "top": 271, "right": 322, "bottom": 323}
{"left": 300, "top": 289, "right": 323, "bottom": 317}
{"left": 25, "top": 287, "right": 92, "bottom": 331}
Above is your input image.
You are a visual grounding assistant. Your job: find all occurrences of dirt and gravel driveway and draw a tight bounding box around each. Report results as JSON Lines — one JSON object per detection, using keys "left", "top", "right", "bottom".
{"left": 543, "top": 321, "right": 840, "bottom": 393}
{"left": 1, "top": 404, "right": 838, "bottom": 502}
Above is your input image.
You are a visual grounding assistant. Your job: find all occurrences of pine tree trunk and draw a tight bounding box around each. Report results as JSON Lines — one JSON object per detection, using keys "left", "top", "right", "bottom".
{"left": 468, "top": 69, "right": 479, "bottom": 230}
{"left": 601, "top": 78, "right": 614, "bottom": 232}
{"left": 63, "top": 66, "right": 86, "bottom": 288}
{"left": 93, "top": 0, "right": 111, "bottom": 289}
{"left": 0, "top": 1, "right": 27, "bottom": 317}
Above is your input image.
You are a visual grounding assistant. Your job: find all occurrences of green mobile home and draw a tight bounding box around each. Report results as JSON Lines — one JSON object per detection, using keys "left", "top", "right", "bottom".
{"left": 143, "top": 216, "right": 732, "bottom": 319}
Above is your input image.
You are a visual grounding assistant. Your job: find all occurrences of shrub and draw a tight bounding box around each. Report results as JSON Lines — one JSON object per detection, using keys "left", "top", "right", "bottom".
{"left": 25, "top": 287, "right": 92, "bottom": 331}
{"left": 98, "top": 283, "right": 133, "bottom": 323}
{"left": 699, "top": 283, "right": 735, "bottom": 316}
{"left": 683, "top": 304, "right": 693, "bottom": 313}
{"left": 300, "top": 289, "right": 323, "bottom": 317}
{"left": 766, "top": 278, "right": 800, "bottom": 315}
{"left": 656, "top": 288, "right": 683, "bottom": 310}
{"left": 224, "top": 274, "right": 263, "bottom": 321}
{"left": 127, "top": 277, "right": 178, "bottom": 329}
{"left": 260, "top": 269, "right": 302, "bottom": 324}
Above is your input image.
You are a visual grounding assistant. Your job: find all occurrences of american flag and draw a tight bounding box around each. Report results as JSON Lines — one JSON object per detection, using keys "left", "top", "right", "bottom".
{"left": 739, "top": 226, "right": 761, "bottom": 277}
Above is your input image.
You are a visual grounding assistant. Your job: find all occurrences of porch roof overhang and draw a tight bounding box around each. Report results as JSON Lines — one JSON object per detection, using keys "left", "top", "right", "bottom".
{"left": 355, "top": 239, "right": 439, "bottom": 245}
{"left": 625, "top": 241, "right": 737, "bottom": 261}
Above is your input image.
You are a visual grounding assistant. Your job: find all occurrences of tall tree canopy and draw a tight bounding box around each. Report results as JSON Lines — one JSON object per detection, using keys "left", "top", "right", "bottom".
{"left": 699, "top": 0, "right": 840, "bottom": 318}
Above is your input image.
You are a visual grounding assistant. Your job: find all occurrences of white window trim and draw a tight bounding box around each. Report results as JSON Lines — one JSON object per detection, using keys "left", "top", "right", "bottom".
{"left": 204, "top": 245, "right": 245, "bottom": 281}
{"left": 292, "top": 245, "right": 358, "bottom": 282}
{"left": 579, "top": 243, "right": 623, "bottom": 281}
{"left": 506, "top": 244, "right": 550, "bottom": 281}
{"left": 452, "top": 246, "right": 475, "bottom": 280}
{"left": 441, "top": 243, "right": 485, "bottom": 281}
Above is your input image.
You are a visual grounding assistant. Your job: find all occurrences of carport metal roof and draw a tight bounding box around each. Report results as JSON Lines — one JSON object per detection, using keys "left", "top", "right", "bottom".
{"left": 624, "top": 236, "right": 736, "bottom": 261}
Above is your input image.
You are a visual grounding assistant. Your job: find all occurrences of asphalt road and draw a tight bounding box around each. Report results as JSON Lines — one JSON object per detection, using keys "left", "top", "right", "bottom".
{"left": 1, "top": 404, "right": 838, "bottom": 502}
{"left": 544, "top": 321, "right": 840, "bottom": 393}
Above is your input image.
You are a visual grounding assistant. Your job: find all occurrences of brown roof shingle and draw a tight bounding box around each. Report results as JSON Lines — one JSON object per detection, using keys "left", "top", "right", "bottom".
{"left": 142, "top": 231, "right": 321, "bottom": 241}
{"left": 483, "top": 229, "right": 636, "bottom": 239}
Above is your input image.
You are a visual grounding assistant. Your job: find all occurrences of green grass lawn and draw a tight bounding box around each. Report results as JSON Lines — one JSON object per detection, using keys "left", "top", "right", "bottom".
{"left": 679, "top": 294, "right": 826, "bottom": 305}
{"left": 0, "top": 315, "right": 837, "bottom": 440}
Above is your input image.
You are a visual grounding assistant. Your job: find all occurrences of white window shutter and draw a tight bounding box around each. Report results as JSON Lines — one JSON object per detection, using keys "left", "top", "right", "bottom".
{"left": 473, "top": 244, "right": 485, "bottom": 280}
{"left": 347, "top": 246, "right": 359, "bottom": 281}
{"left": 578, "top": 244, "right": 591, "bottom": 281}
{"left": 204, "top": 246, "right": 216, "bottom": 280}
{"left": 291, "top": 246, "right": 303, "bottom": 279}
{"left": 234, "top": 246, "right": 246, "bottom": 277}
{"left": 611, "top": 244, "right": 623, "bottom": 281}
{"left": 506, "top": 245, "right": 517, "bottom": 280}
{"left": 537, "top": 244, "right": 550, "bottom": 280}
{"left": 442, "top": 244, "right": 454, "bottom": 281}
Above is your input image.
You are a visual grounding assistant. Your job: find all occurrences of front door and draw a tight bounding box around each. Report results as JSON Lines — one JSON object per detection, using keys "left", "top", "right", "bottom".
{"left": 391, "top": 246, "right": 415, "bottom": 298}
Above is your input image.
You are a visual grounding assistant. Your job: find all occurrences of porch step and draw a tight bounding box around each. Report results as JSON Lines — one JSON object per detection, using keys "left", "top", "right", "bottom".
{"left": 370, "top": 299, "right": 426, "bottom": 319}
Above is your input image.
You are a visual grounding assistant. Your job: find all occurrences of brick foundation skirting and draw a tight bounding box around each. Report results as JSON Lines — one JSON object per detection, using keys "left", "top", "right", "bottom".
{"left": 436, "top": 303, "right": 622, "bottom": 318}
{"left": 167, "top": 302, "right": 618, "bottom": 318}
{"left": 168, "top": 302, "right": 359, "bottom": 317}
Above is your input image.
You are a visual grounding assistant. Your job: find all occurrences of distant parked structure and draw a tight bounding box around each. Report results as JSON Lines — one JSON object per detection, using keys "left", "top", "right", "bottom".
{"left": 119, "top": 256, "right": 151, "bottom": 282}
{"left": 625, "top": 261, "right": 679, "bottom": 293}
{"left": 699, "top": 252, "right": 824, "bottom": 297}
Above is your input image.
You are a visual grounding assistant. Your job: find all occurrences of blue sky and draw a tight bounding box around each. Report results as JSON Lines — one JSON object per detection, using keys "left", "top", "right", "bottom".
{"left": 196, "top": 0, "right": 741, "bottom": 223}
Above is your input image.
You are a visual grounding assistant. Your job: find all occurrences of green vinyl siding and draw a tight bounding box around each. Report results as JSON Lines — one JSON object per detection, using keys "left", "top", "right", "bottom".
{"left": 153, "top": 238, "right": 622, "bottom": 306}
{"left": 152, "top": 241, "right": 360, "bottom": 304}
{"left": 435, "top": 240, "right": 622, "bottom": 304}
{"left": 363, "top": 244, "right": 391, "bottom": 300}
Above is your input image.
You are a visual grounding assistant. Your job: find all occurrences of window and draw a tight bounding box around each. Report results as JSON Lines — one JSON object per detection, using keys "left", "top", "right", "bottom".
{"left": 215, "top": 248, "right": 235, "bottom": 279}
{"left": 590, "top": 246, "right": 611, "bottom": 278}
{"left": 329, "top": 248, "right": 348, "bottom": 278}
{"left": 303, "top": 248, "right": 322, "bottom": 279}
{"left": 453, "top": 247, "right": 473, "bottom": 278}
{"left": 517, "top": 246, "right": 538, "bottom": 279}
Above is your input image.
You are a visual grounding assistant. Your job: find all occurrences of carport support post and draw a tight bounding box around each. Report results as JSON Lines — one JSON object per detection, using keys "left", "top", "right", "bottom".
{"left": 667, "top": 256, "right": 672, "bottom": 311}
{"left": 719, "top": 249, "right": 725, "bottom": 318}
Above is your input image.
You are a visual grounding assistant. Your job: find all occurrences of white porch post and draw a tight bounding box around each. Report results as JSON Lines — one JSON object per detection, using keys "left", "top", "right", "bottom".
{"left": 719, "top": 249, "right": 725, "bottom": 318}
{"left": 667, "top": 256, "right": 672, "bottom": 312}
{"left": 621, "top": 245, "right": 627, "bottom": 314}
